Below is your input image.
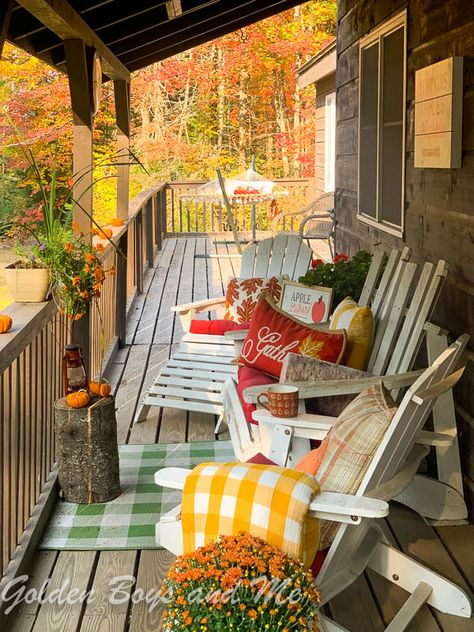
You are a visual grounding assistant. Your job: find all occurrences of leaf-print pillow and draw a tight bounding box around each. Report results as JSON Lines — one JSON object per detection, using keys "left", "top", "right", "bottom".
{"left": 238, "top": 295, "right": 346, "bottom": 378}
{"left": 224, "top": 276, "right": 286, "bottom": 323}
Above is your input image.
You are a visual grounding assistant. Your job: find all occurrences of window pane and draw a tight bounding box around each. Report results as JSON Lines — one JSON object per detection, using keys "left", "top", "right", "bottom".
{"left": 359, "top": 43, "right": 379, "bottom": 218}
{"left": 380, "top": 27, "right": 404, "bottom": 226}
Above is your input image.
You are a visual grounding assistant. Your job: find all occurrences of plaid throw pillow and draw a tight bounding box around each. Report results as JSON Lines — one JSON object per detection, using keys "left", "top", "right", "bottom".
{"left": 224, "top": 276, "right": 286, "bottom": 323}
{"left": 316, "top": 382, "right": 397, "bottom": 548}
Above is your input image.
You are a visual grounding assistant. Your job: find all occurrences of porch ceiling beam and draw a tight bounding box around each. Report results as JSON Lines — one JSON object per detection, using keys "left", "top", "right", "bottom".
{"left": 15, "top": 0, "right": 129, "bottom": 80}
{"left": 0, "top": 0, "right": 13, "bottom": 58}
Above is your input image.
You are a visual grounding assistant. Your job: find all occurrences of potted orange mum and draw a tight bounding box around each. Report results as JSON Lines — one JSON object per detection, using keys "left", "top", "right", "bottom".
{"left": 161, "top": 532, "right": 321, "bottom": 631}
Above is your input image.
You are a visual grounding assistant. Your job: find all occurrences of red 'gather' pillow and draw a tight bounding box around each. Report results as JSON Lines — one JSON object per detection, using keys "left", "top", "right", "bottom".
{"left": 238, "top": 295, "right": 346, "bottom": 378}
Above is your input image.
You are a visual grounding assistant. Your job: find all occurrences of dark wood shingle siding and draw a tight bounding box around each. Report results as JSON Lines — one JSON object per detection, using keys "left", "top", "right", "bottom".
{"left": 335, "top": 0, "right": 474, "bottom": 511}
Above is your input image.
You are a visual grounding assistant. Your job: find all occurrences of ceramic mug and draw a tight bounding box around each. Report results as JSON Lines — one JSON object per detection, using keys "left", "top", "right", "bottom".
{"left": 257, "top": 385, "right": 299, "bottom": 418}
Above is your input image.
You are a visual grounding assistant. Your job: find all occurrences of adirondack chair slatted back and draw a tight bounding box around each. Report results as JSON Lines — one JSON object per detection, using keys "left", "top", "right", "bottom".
{"left": 368, "top": 261, "right": 418, "bottom": 374}
{"left": 240, "top": 234, "right": 312, "bottom": 281}
{"left": 318, "top": 335, "right": 468, "bottom": 584}
{"left": 387, "top": 260, "right": 449, "bottom": 377}
{"left": 362, "top": 248, "right": 448, "bottom": 379}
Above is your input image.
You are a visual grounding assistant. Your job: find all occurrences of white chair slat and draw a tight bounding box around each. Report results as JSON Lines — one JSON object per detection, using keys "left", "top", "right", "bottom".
{"left": 148, "top": 385, "right": 223, "bottom": 404}
{"left": 253, "top": 238, "right": 273, "bottom": 277}
{"left": 386, "top": 262, "right": 434, "bottom": 375}
{"left": 371, "top": 248, "right": 410, "bottom": 320}
{"left": 292, "top": 241, "right": 313, "bottom": 279}
{"left": 281, "top": 234, "right": 303, "bottom": 278}
{"left": 367, "top": 255, "right": 413, "bottom": 372}
{"left": 371, "top": 263, "right": 417, "bottom": 376}
{"left": 240, "top": 241, "right": 257, "bottom": 278}
{"left": 267, "top": 233, "right": 289, "bottom": 277}
{"left": 358, "top": 249, "right": 386, "bottom": 307}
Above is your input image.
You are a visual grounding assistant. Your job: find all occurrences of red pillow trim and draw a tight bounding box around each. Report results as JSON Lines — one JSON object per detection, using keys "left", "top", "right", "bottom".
{"left": 189, "top": 319, "right": 249, "bottom": 335}
{"left": 238, "top": 295, "right": 347, "bottom": 378}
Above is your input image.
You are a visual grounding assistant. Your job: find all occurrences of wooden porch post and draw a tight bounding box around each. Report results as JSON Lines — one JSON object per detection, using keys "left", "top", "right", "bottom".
{"left": 114, "top": 80, "right": 130, "bottom": 347}
{"left": 114, "top": 79, "right": 130, "bottom": 220}
{"left": 0, "top": 1, "right": 13, "bottom": 59}
{"left": 65, "top": 39, "right": 93, "bottom": 370}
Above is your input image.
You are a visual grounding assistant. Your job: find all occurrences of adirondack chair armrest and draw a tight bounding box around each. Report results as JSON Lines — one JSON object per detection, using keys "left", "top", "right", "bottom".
{"left": 310, "top": 492, "right": 389, "bottom": 520}
{"left": 155, "top": 469, "right": 389, "bottom": 520}
{"left": 155, "top": 467, "right": 191, "bottom": 490}
{"left": 172, "top": 296, "right": 226, "bottom": 314}
{"left": 252, "top": 410, "right": 336, "bottom": 433}
{"left": 243, "top": 368, "right": 424, "bottom": 404}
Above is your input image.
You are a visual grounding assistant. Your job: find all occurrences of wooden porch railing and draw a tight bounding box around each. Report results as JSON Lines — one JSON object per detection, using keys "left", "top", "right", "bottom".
{"left": 0, "top": 182, "right": 167, "bottom": 582}
{"left": 167, "top": 178, "right": 313, "bottom": 234}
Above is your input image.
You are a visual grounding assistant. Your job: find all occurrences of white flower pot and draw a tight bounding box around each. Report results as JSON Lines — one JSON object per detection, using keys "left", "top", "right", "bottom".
{"left": 3, "top": 262, "right": 50, "bottom": 303}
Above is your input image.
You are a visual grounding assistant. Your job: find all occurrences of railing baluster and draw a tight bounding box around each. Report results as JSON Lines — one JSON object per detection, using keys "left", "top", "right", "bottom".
{"left": 145, "top": 198, "right": 154, "bottom": 268}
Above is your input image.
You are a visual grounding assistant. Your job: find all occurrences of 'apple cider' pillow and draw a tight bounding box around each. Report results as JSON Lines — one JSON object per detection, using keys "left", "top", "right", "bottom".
{"left": 238, "top": 295, "right": 346, "bottom": 378}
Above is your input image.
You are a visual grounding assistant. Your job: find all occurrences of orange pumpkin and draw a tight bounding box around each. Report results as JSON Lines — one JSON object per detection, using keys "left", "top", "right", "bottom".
{"left": 110, "top": 218, "right": 124, "bottom": 227}
{"left": 97, "top": 228, "right": 113, "bottom": 239}
{"left": 88, "top": 380, "right": 111, "bottom": 398}
{"left": 66, "top": 390, "right": 90, "bottom": 409}
{"left": 0, "top": 315, "right": 12, "bottom": 334}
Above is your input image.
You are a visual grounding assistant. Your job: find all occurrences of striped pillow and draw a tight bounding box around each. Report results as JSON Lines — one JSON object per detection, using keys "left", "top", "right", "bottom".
{"left": 316, "top": 382, "right": 397, "bottom": 548}
{"left": 330, "top": 297, "right": 373, "bottom": 370}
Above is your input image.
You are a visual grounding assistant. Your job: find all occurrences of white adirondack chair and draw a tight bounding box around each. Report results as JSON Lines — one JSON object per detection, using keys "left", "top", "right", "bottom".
{"left": 134, "top": 242, "right": 398, "bottom": 426}
{"left": 155, "top": 336, "right": 472, "bottom": 631}
{"left": 135, "top": 234, "right": 312, "bottom": 425}
{"left": 226, "top": 255, "right": 468, "bottom": 524}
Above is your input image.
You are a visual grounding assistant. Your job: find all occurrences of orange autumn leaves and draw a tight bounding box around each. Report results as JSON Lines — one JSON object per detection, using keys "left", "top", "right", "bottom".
{"left": 224, "top": 276, "right": 284, "bottom": 323}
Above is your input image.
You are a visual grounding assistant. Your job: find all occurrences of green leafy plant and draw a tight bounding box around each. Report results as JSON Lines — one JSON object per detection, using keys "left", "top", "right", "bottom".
{"left": 161, "top": 532, "right": 320, "bottom": 631}
{"left": 299, "top": 251, "right": 373, "bottom": 309}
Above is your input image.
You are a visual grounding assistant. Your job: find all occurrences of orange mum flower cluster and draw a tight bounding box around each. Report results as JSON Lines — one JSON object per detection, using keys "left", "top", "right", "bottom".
{"left": 161, "top": 532, "right": 320, "bottom": 632}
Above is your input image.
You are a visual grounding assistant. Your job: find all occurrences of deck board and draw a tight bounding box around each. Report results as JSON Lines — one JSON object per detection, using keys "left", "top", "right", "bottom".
{"left": 4, "top": 235, "right": 473, "bottom": 632}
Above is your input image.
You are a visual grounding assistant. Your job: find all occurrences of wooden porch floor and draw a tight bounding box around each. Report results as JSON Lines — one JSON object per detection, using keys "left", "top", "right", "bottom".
{"left": 6, "top": 235, "right": 474, "bottom": 632}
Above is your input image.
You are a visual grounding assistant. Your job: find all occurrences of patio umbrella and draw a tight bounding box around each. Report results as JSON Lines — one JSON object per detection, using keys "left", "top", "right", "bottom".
{"left": 181, "top": 160, "right": 288, "bottom": 249}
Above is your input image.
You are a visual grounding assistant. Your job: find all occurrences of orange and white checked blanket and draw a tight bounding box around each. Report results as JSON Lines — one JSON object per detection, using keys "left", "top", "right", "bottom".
{"left": 181, "top": 462, "right": 320, "bottom": 568}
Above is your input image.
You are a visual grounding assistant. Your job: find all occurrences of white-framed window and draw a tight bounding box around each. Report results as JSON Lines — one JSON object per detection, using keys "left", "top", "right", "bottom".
{"left": 324, "top": 91, "right": 336, "bottom": 192}
{"left": 358, "top": 11, "right": 406, "bottom": 237}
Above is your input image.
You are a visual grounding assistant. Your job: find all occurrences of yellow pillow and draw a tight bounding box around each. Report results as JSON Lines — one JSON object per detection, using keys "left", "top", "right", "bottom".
{"left": 330, "top": 297, "right": 373, "bottom": 370}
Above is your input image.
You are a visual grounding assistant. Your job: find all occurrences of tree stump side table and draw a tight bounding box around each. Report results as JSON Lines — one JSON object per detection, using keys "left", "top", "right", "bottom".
{"left": 55, "top": 396, "right": 121, "bottom": 503}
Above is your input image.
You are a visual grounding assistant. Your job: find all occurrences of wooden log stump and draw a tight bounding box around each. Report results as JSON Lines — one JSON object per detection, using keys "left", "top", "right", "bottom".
{"left": 55, "top": 396, "right": 121, "bottom": 503}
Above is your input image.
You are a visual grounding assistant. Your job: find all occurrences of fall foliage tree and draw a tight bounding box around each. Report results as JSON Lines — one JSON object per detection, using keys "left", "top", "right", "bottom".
{"left": 0, "top": 0, "right": 336, "bottom": 227}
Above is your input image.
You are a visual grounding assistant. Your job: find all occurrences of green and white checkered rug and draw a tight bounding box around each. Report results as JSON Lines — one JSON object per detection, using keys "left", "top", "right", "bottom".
{"left": 40, "top": 441, "right": 234, "bottom": 551}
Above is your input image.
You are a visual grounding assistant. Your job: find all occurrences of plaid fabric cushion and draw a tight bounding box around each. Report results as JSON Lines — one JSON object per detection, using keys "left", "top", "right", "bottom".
{"left": 316, "top": 382, "right": 397, "bottom": 548}
{"left": 182, "top": 462, "right": 320, "bottom": 568}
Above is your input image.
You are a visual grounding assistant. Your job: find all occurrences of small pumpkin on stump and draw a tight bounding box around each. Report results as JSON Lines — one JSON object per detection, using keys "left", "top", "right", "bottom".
{"left": 66, "top": 389, "right": 90, "bottom": 408}
{"left": 88, "top": 380, "right": 111, "bottom": 398}
{"left": 0, "top": 315, "right": 12, "bottom": 334}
